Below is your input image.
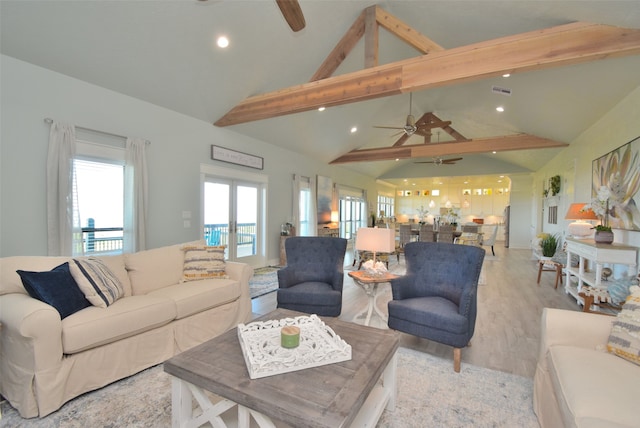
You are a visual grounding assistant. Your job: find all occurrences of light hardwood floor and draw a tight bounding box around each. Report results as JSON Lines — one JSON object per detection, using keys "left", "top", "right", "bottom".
{"left": 250, "top": 245, "right": 580, "bottom": 378}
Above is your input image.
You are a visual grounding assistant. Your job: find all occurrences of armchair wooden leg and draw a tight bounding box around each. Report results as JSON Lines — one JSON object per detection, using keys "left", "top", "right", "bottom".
{"left": 453, "top": 348, "right": 461, "bottom": 373}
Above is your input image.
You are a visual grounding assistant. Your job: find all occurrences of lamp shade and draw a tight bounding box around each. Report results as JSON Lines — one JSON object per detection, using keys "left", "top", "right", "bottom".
{"left": 355, "top": 227, "right": 395, "bottom": 253}
{"left": 565, "top": 203, "right": 598, "bottom": 239}
{"left": 565, "top": 203, "right": 598, "bottom": 220}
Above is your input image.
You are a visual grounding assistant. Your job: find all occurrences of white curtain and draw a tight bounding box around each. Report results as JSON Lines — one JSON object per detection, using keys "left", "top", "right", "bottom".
{"left": 47, "top": 122, "right": 82, "bottom": 256}
{"left": 124, "top": 138, "right": 148, "bottom": 252}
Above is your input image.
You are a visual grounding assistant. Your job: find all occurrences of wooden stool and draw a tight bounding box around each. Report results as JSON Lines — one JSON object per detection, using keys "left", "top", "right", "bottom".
{"left": 537, "top": 259, "right": 563, "bottom": 289}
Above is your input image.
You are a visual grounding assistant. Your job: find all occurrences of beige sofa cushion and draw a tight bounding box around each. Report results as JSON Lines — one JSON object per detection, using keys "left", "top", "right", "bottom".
{"left": 147, "top": 277, "right": 240, "bottom": 319}
{"left": 125, "top": 240, "right": 204, "bottom": 295}
{"left": 548, "top": 345, "right": 640, "bottom": 427}
{"left": 61, "top": 295, "right": 176, "bottom": 354}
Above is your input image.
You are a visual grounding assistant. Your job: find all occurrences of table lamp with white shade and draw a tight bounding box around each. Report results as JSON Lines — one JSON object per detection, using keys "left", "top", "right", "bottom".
{"left": 565, "top": 203, "right": 598, "bottom": 239}
{"left": 355, "top": 227, "right": 395, "bottom": 275}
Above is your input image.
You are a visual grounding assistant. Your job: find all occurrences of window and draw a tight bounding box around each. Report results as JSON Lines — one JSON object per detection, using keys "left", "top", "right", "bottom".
{"left": 377, "top": 194, "right": 395, "bottom": 219}
{"left": 73, "top": 141, "right": 125, "bottom": 255}
{"left": 548, "top": 206, "right": 558, "bottom": 225}
{"left": 339, "top": 195, "right": 366, "bottom": 240}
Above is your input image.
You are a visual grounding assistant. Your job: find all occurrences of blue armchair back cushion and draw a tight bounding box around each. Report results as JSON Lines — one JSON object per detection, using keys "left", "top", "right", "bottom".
{"left": 401, "top": 241, "right": 484, "bottom": 306}
{"left": 284, "top": 237, "right": 346, "bottom": 287}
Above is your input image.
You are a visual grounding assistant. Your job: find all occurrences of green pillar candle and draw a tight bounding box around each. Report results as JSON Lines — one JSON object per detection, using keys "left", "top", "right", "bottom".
{"left": 281, "top": 326, "right": 300, "bottom": 348}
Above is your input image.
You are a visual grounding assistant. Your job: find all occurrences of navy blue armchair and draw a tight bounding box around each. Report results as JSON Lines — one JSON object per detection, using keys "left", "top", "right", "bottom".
{"left": 387, "top": 241, "right": 485, "bottom": 372}
{"left": 277, "top": 236, "right": 347, "bottom": 317}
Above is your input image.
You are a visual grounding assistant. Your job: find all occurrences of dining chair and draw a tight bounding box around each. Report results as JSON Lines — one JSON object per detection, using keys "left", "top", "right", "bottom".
{"left": 437, "top": 225, "right": 454, "bottom": 243}
{"left": 481, "top": 225, "right": 499, "bottom": 256}
{"left": 396, "top": 224, "right": 413, "bottom": 262}
{"left": 388, "top": 241, "right": 485, "bottom": 372}
{"left": 419, "top": 224, "right": 434, "bottom": 242}
{"left": 462, "top": 224, "right": 479, "bottom": 233}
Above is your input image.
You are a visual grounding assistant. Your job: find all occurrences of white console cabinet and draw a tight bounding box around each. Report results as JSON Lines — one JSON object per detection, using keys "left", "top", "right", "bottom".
{"left": 564, "top": 237, "right": 638, "bottom": 304}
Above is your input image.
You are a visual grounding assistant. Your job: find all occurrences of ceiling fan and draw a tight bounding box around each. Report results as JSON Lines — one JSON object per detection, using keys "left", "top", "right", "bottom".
{"left": 415, "top": 157, "right": 463, "bottom": 166}
{"left": 275, "top": 0, "right": 306, "bottom": 32}
{"left": 373, "top": 93, "right": 417, "bottom": 136}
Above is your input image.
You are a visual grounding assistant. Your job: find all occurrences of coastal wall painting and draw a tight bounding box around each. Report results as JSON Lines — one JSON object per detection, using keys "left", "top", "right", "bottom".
{"left": 316, "top": 175, "right": 333, "bottom": 224}
{"left": 592, "top": 136, "right": 640, "bottom": 230}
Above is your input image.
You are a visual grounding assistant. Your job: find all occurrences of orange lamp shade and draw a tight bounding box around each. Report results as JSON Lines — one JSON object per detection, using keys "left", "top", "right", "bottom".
{"left": 565, "top": 203, "right": 598, "bottom": 220}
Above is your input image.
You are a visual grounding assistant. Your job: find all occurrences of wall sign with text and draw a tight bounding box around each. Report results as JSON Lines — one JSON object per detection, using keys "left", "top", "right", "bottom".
{"left": 211, "top": 145, "right": 263, "bottom": 170}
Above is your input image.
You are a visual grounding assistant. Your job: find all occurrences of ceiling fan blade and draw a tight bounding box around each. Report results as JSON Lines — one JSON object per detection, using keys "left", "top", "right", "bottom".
{"left": 276, "top": 0, "right": 306, "bottom": 32}
{"left": 414, "top": 161, "right": 435, "bottom": 164}
{"left": 442, "top": 157, "right": 463, "bottom": 163}
{"left": 373, "top": 125, "right": 404, "bottom": 130}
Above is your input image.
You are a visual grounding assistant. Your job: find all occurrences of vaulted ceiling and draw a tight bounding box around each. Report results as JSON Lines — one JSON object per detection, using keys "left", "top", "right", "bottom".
{"left": 2, "top": 1, "right": 640, "bottom": 189}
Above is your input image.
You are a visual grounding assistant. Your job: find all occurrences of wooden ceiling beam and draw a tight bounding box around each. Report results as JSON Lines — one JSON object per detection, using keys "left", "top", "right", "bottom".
{"left": 374, "top": 6, "right": 444, "bottom": 54}
{"left": 330, "top": 134, "right": 568, "bottom": 164}
{"left": 310, "top": 9, "right": 367, "bottom": 81}
{"left": 215, "top": 22, "right": 640, "bottom": 127}
{"left": 364, "top": 6, "right": 379, "bottom": 68}
{"left": 423, "top": 112, "right": 468, "bottom": 142}
{"left": 310, "top": 5, "right": 442, "bottom": 81}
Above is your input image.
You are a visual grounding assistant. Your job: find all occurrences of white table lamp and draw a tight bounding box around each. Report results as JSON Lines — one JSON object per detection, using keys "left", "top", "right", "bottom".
{"left": 355, "top": 227, "right": 395, "bottom": 265}
{"left": 565, "top": 203, "right": 598, "bottom": 239}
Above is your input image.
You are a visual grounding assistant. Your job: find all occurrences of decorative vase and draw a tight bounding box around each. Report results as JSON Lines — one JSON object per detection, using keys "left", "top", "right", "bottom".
{"left": 594, "top": 230, "right": 614, "bottom": 244}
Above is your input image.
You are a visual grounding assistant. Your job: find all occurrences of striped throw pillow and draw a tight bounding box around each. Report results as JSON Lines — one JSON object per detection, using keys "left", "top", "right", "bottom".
{"left": 182, "top": 245, "right": 228, "bottom": 282}
{"left": 69, "top": 257, "right": 124, "bottom": 308}
{"left": 607, "top": 285, "right": 640, "bottom": 366}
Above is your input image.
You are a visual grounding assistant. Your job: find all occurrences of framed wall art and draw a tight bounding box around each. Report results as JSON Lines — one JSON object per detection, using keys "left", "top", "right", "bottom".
{"left": 316, "top": 175, "right": 333, "bottom": 224}
{"left": 592, "top": 135, "right": 640, "bottom": 230}
{"left": 211, "top": 145, "right": 263, "bottom": 170}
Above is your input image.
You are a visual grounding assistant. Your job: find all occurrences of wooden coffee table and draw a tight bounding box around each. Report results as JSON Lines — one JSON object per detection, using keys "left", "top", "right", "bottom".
{"left": 164, "top": 308, "right": 400, "bottom": 428}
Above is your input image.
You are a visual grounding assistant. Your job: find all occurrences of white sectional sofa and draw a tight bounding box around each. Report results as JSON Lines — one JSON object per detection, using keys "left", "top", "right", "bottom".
{"left": 0, "top": 241, "right": 252, "bottom": 418}
{"left": 534, "top": 307, "right": 640, "bottom": 428}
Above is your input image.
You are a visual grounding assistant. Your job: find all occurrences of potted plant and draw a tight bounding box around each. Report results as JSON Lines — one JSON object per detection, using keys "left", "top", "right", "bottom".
{"left": 540, "top": 234, "right": 559, "bottom": 258}
{"left": 593, "top": 224, "right": 614, "bottom": 244}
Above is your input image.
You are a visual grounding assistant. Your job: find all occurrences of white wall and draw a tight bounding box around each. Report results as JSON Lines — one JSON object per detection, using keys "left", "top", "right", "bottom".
{"left": 3, "top": 54, "right": 639, "bottom": 261}
{"left": 0, "top": 55, "right": 377, "bottom": 262}
{"left": 532, "top": 85, "right": 640, "bottom": 252}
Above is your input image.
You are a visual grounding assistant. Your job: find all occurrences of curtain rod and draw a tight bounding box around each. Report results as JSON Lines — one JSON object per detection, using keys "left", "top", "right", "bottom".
{"left": 44, "top": 118, "right": 150, "bottom": 145}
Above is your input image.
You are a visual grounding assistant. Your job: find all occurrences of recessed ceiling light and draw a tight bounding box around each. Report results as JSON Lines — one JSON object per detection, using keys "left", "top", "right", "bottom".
{"left": 496, "top": 106, "right": 505, "bottom": 112}
{"left": 395, "top": 158, "right": 399, "bottom": 161}
{"left": 492, "top": 151, "right": 497, "bottom": 154}
{"left": 499, "top": 175, "right": 504, "bottom": 178}
{"left": 502, "top": 73, "right": 510, "bottom": 78}
{"left": 216, "top": 36, "right": 229, "bottom": 48}
{"left": 318, "top": 107, "right": 325, "bottom": 112}
{"left": 350, "top": 126, "right": 357, "bottom": 133}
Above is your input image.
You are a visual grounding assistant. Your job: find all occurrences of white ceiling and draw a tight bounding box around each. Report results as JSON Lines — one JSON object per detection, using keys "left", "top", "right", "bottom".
{"left": 2, "top": 0, "right": 640, "bottom": 189}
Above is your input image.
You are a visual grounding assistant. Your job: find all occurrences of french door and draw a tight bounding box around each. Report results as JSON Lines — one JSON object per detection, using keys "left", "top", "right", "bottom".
{"left": 202, "top": 166, "right": 266, "bottom": 267}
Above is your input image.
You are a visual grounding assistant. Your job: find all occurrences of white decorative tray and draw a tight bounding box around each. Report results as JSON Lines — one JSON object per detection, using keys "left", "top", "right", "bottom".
{"left": 237, "top": 314, "right": 352, "bottom": 379}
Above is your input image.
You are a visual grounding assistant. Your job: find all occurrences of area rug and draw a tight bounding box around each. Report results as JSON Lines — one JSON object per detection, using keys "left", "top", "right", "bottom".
{"left": 0, "top": 348, "right": 538, "bottom": 427}
{"left": 249, "top": 266, "right": 279, "bottom": 299}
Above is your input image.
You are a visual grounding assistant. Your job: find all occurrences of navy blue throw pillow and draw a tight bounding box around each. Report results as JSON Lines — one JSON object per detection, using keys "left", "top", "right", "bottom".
{"left": 17, "top": 262, "right": 91, "bottom": 319}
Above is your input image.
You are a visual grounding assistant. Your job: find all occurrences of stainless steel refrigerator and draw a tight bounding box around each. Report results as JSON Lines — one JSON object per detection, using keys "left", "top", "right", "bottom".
{"left": 504, "top": 205, "right": 510, "bottom": 248}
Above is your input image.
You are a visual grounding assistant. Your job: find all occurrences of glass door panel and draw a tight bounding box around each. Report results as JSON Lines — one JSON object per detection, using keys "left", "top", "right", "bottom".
{"left": 204, "top": 179, "right": 264, "bottom": 266}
